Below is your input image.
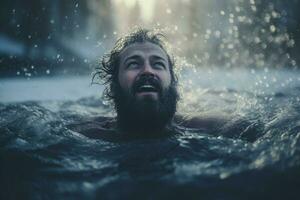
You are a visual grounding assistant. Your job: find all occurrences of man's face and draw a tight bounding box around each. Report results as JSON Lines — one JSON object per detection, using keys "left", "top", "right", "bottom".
{"left": 118, "top": 42, "right": 172, "bottom": 101}
{"left": 114, "top": 42, "right": 177, "bottom": 134}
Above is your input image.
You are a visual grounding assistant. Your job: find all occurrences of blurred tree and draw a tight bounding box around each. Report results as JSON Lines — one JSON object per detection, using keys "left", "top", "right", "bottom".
{"left": 0, "top": 0, "right": 114, "bottom": 77}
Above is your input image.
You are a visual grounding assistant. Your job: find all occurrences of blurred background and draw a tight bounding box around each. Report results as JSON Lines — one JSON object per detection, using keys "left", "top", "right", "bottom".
{"left": 0, "top": 0, "right": 299, "bottom": 78}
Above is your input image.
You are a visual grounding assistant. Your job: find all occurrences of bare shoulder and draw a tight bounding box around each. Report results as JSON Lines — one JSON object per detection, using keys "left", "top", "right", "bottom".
{"left": 174, "top": 113, "right": 261, "bottom": 141}
{"left": 67, "top": 116, "right": 117, "bottom": 139}
{"left": 174, "top": 113, "right": 229, "bottom": 130}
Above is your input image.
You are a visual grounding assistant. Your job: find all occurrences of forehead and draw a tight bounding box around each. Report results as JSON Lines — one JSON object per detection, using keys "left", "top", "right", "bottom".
{"left": 119, "top": 42, "right": 169, "bottom": 61}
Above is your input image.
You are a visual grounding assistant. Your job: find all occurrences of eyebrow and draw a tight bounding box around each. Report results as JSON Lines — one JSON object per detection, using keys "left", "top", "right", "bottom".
{"left": 123, "top": 54, "right": 168, "bottom": 65}
{"left": 151, "top": 55, "right": 167, "bottom": 62}
{"left": 124, "top": 55, "right": 142, "bottom": 64}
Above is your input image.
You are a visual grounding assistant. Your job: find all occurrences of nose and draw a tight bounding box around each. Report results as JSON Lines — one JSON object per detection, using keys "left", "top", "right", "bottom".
{"left": 141, "top": 61, "right": 154, "bottom": 75}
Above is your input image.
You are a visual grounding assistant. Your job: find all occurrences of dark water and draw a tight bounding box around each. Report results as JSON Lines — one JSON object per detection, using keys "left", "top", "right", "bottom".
{"left": 1, "top": 69, "right": 300, "bottom": 200}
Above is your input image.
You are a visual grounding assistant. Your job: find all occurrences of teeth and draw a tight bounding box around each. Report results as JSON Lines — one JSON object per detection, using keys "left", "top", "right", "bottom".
{"left": 140, "top": 85, "right": 155, "bottom": 89}
{"left": 137, "top": 84, "right": 157, "bottom": 92}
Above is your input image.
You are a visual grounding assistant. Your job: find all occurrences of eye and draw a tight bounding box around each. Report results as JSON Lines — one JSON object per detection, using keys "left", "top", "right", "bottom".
{"left": 153, "top": 62, "right": 166, "bottom": 69}
{"left": 127, "top": 61, "right": 140, "bottom": 69}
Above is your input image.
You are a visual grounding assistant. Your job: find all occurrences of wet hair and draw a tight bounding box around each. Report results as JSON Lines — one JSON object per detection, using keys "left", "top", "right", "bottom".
{"left": 93, "top": 28, "right": 177, "bottom": 102}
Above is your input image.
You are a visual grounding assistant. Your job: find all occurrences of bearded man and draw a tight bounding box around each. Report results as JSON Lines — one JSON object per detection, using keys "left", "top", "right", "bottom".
{"left": 70, "top": 29, "right": 257, "bottom": 141}
{"left": 99, "top": 29, "right": 179, "bottom": 136}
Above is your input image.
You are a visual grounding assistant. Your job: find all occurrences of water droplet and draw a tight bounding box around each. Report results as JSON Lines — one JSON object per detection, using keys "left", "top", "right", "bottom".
{"left": 271, "top": 11, "right": 279, "bottom": 18}
{"left": 251, "top": 5, "right": 257, "bottom": 12}
{"left": 25, "top": 73, "right": 31, "bottom": 77}
{"left": 238, "top": 16, "right": 246, "bottom": 22}
{"left": 254, "top": 37, "right": 261, "bottom": 43}
{"left": 214, "top": 31, "right": 221, "bottom": 38}
{"left": 270, "top": 25, "right": 276, "bottom": 33}
{"left": 96, "top": 41, "right": 102, "bottom": 47}
{"left": 227, "top": 44, "right": 234, "bottom": 49}
{"left": 264, "top": 14, "right": 271, "bottom": 23}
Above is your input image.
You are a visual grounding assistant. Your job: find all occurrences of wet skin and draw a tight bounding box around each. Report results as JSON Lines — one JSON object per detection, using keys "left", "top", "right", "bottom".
{"left": 68, "top": 114, "right": 259, "bottom": 142}
{"left": 118, "top": 42, "right": 171, "bottom": 101}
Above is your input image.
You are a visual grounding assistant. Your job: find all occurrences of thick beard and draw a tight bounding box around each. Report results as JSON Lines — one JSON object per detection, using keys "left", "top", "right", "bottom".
{"left": 113, "top": 83, "right": 178, "bottom": 136}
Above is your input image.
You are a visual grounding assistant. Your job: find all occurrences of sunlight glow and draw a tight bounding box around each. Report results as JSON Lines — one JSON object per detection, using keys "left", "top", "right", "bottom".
{"left": 112, "top": 0, "right": 156, "bottom": 23}
{"left": 138, "top": 0, "right": 155, "bottom": 22}
{"left": 114, "top": 0, "right": 137, "bottom": 9}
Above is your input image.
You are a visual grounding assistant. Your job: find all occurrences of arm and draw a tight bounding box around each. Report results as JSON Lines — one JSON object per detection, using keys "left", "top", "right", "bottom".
{"left": 174, "top": 114, "right": 263, "bottom": 142}
{"left": 174, "top": 114, "right": 229, "bottom": 130}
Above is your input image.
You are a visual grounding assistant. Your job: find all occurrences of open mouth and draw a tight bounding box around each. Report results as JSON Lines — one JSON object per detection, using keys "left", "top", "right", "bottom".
{"left": 136, "top": 84, "right": 159, "bottom": 93}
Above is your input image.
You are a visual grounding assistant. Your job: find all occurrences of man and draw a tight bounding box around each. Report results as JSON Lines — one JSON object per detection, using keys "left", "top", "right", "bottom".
{"left": 97, "top": 29, "right": 179, "bottom": 136}
{"left": 70, "top": 29, "right": 258, "bottom": 141}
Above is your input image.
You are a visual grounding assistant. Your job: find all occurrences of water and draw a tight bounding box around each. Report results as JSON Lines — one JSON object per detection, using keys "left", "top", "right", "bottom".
{"left": 1, "top": 68, "right": 300, "bottom": 200}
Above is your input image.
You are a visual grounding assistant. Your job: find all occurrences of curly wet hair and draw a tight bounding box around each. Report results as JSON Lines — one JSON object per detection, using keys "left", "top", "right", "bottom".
{"left": 93, "top": 28, "right": 177, "bottom": 102}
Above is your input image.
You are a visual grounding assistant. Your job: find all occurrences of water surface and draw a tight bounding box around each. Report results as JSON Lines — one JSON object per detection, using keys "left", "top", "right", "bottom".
{"left": 1, "top": 68, "right": 300, "bottom": 199}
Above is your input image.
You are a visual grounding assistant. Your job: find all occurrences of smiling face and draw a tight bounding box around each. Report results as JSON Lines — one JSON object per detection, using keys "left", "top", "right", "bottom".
{"left": 118, "top": 42, "right": 172, "bottom": 101}
{"left": 96, "top": 29, "right": 179, "bottom": 134}
{"left": 113, "top": 41, "right": 178, "bottom": 134}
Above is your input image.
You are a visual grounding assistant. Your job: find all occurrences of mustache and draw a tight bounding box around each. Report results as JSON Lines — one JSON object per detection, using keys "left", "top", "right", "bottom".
{"left": 132, "top": 74, "right": 163, "bottom": 94}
